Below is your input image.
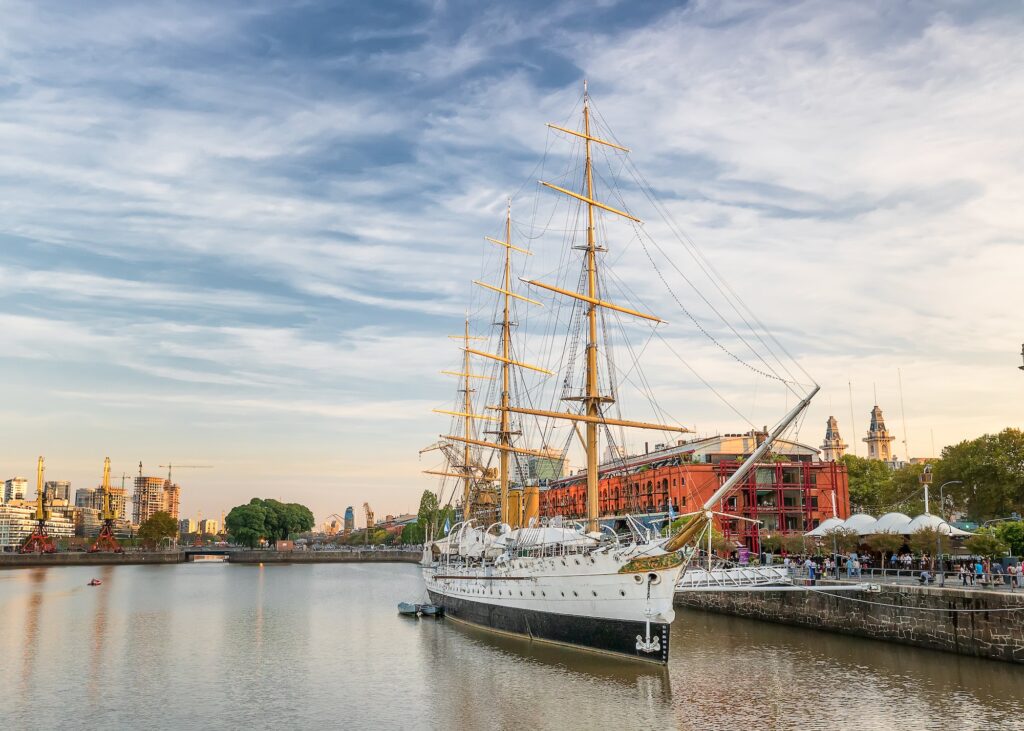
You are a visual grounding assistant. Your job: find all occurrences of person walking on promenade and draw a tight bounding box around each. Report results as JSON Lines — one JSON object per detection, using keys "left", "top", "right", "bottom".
{"left": 959, "top": 564, "right": 969, "bottom": 586}
{"left": 975, "top": 560, "right": 984, "bottom": 586}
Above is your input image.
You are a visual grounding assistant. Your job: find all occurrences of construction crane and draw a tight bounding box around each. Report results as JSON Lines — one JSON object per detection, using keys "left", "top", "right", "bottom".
{"left": 158, "top": 463, "right": 213, "bottom": 484}
{"left": 21, "top": 456, "right": 56, "bottom": 554}
{"left": 363, "top": 502, "right": 374, "bottom": 545}
{"left": 324, "top": 513, "right": 345, "bottom": 537}
{"left": 89, "top": 457, "right": 123, "bottom": 553}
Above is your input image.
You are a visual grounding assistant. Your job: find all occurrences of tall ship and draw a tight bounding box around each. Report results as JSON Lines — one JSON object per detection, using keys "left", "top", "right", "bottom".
{"left": 420, "top": 84, "right": 817, "bottom": 663}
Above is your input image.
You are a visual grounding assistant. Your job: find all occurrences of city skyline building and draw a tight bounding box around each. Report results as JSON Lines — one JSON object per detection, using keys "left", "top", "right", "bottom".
{"left": 75, "top": 486, "right": 101, "bottom": 510}
{"left": 44, "top": 480, "right": 71, "bottom": 502}
{"left": 198, "top": 518, "right": 218, "bottom": 535}
{"left": 163, "top": 483, "right": 181, "bottom": 520}
{"left": 3, "top": 477, "right": 27, "bottom": 502}
{"left": 133, "top": 476, "right": 166, "bottom": 525}
{"left": 0, "top": 504, "right": 75, "bottom": 549}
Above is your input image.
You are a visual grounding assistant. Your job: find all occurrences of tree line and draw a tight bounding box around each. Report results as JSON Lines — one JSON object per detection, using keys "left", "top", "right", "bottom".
{"left": 843, "top": 428, "right": 1024, "bottom": 520}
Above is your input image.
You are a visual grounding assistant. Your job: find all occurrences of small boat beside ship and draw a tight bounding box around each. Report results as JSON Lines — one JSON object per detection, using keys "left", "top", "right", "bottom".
{"left": 398, "top": 602, "right": 443, "bottom": 618}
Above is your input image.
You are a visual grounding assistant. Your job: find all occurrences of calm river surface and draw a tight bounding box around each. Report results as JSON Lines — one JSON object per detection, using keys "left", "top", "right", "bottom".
{"left": 0, "top": 562, "right": 1019, "bottom": 730}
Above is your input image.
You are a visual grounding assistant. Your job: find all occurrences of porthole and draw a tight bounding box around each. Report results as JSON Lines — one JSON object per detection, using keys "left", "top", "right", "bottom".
{"left": 620, "top": 590, "right": 626, "bottom": 597}
{"left": 592, "top": 591, "right": 597, "bottom": 597}
{"left": 531, "top": 590, "right": 535, "bottom": 596}
{"left": 560, "top": 592, "right": 565, "bottom": 597}
{"left": 648, "top": 572, "right": 662, "bottom": 585}
{"left": 519, "top": 591, "right": 523, "bottom": 596}
{"left": 573, "top": 591, "right": 578, "bottom": 597}
{"left": 541, "top": 591, "right": 546, "bottom": 597}
{"left": 633, "top": 575, "right": 643, "bottom": 584}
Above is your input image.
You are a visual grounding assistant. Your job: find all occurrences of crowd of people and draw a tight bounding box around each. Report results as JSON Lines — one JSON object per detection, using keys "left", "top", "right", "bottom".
{"left": 744, "top": 548, "right": 1022, "bottom": 589}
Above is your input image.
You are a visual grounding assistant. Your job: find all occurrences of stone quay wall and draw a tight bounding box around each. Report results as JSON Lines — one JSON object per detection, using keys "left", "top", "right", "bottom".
{"left": 0, "top": 552, "right": 184, "bottom": 568}
{"left": 674, "top": 583, "right": 1024, "bottom": 663}
{"left": 228, "top": 550, "right": 421, "bottom": 564}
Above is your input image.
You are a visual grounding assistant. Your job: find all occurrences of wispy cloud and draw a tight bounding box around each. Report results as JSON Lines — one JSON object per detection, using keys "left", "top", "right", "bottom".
{"left": 1, "top": 0, "right": 1021, "bottom": 520}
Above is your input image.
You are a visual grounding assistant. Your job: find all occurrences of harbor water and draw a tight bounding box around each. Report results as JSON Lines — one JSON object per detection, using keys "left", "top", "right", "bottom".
{"left": 0, "top": 562, "right": 1018, "bottom": 730}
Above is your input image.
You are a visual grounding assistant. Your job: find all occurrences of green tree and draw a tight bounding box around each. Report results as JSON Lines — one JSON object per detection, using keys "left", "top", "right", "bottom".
{"left": 225, "top": 501, "right": 268, "bottom": 548}
{"left": 401, "top": 522, "right": 424, "bottom": 544}
{"left": 888, "top": 464, "right": 928, "bottom": 516}
{"left": 964, "top": 528, "right": 1008, "bottom": 559}
{"left": 908, "top": 527, "right": 950, "bottom": 567}
{"left": 417, "top": 490, "right": 440, "bottom": 537}
{"left": 137, "top": 511, "right": 178, "bottom": 548}
{"left": 780, "top": 534, "right": 807, "bottom": 555}
{"left": 825, "top": 527, "right": 862, "bottom": 553}
{"left": 226, "top": 498, "right": 315, "bottom": 546}
{"left": 936, "top": 428, "right": 1024, "bottom": 519}
{"left": 864, "top": 532, "right": 903, "bottom": 558}
{"left": 841, "top": 455, "right": 893, "bottom": 513}
{"left": 995, "top": 521, "right": 1024, "bottom": 556}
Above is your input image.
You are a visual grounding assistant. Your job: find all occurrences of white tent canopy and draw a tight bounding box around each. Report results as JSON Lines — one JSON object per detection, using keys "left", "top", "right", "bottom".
{"left": 873, "top": 512, "right": 913, "bottom": 535}
{"left": 844, "top": 513, "right": 879, "bottom": 536}
{"left": 906, "top": 513, "right": 974, "bottom": 537}
{"left": 804, "top": 517, "right": 845, "bottom": 537}
{"left": 805, "top": 512, "right": 974, "bottom": 538}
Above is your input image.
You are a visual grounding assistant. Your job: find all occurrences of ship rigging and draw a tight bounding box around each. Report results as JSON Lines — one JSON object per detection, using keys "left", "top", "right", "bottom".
{"left": 420, "top": 83, "right": 818, "bottom": 662}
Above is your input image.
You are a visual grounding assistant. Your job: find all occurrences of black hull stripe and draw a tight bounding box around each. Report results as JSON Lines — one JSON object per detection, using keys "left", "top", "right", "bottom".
{"left": 427, "top": 589, "right": 670, "bottom": 664}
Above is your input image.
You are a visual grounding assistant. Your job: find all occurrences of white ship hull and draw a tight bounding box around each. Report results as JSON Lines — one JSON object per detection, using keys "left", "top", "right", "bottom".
{"left": 423, "top": 548, "right": 684, "bottom": 663}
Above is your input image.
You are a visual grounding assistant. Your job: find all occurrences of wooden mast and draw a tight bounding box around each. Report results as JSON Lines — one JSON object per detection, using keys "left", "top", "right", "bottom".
{"left": 581, "top": 85, "right": 602, "bottom": 534}
{"left": 445, "top": 202, "right": 546, "bottom": 526}
{"left": 499, "top": 201, "right": 513, "bottom": 526}
{"left": 511, "top": 82, "right": 692, "bottom": 535}
{"left": 461, "top": 318, "right": 473, "bottom": 517}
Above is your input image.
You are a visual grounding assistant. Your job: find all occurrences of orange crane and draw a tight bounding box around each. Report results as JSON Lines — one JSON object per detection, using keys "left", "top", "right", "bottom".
{"left": 90, "top": 457, "right": 123, "bottom": 553}
{"left": 21, "top": 457, "right": 56, "bottom": 554}
{"left": 363, "top": 502, "right": 374, "bottom": 545}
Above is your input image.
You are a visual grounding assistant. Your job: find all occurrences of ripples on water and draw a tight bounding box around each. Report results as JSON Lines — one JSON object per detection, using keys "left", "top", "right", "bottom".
{"left": 0, "top": 563, "right": 1018, "bottom": 730}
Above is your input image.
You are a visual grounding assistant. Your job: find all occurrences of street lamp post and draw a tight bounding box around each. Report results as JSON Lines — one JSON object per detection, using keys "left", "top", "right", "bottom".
{"left": 937, "top": 480, "right": 963, "bottom": 586}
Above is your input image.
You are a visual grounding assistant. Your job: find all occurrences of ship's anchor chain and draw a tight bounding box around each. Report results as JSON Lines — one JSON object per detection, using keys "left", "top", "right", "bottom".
{"left": 636, "top": 573, "right": 662, "bottom": 654}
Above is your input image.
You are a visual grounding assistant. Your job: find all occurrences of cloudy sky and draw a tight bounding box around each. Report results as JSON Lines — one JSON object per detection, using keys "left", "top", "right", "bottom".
{"left": 1, "top": 0, "right": 1021, "bottom": 524}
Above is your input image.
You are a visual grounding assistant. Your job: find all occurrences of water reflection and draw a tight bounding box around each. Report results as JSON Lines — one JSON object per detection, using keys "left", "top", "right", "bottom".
{"left": 0, "top": 563, "right": 1021, "bottom": 730}
{"left": 19, "top": 568, "right": 47, "bottom": 702}
{"left": 88, "top": 565, "right": 115, "bottom": 699}
{"left": 417, "top": 612, "right": 676, "bottom": 728}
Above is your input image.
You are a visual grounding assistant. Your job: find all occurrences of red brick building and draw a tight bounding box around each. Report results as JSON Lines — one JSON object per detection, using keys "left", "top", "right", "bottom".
{"left": 539, "top": 432, "right": 850, "bottom": 551}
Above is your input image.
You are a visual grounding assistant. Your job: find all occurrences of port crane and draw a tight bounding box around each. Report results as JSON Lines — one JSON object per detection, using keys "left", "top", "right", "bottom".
{"left": 363, "top": 503, "right": 373, "bottom": 545}
{"left": 20, "top": 457, "right": 56, "bottom": 553}
{"left": 90, "top": 457, "right": 124, "bottom": 553}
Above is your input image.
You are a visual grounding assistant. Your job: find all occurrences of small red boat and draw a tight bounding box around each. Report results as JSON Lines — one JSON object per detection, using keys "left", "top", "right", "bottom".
{"left": 88, "top": 579, "right": 102, "bottom": 586}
